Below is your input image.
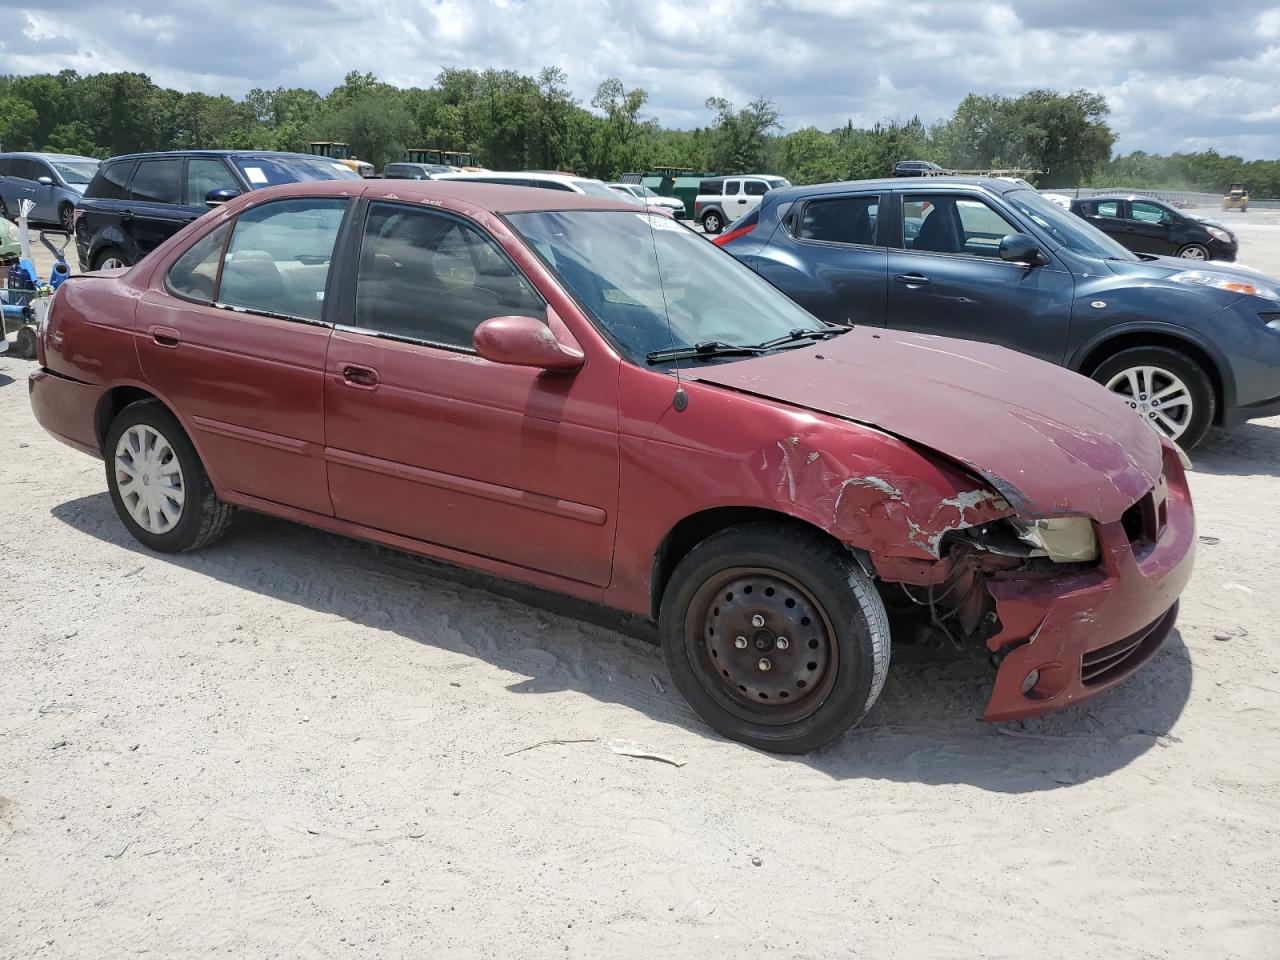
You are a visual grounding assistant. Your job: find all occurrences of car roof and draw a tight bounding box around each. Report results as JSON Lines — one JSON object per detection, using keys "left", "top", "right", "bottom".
{"left": 0, "top": 152, "right": 99, "bottom": 162}
{"left": 1078, "top": 194, "right": 1173, "bottom": 204}
{"left": 102, "top": 150, "right": 325, "bottom": 162}
{"left": 230, "top": 178, "right": 642, "bottom": 214}
{"left": 768, "top": 176, "right": 1024, "bottom": 203}
{"left": 436, "top": 170, "right": 594, "bottom": 187}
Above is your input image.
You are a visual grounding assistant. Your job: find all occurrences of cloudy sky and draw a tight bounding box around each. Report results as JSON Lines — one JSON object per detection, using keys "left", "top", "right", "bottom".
{"left": 3, "top": 0, "right": 1279, "bottom": 157}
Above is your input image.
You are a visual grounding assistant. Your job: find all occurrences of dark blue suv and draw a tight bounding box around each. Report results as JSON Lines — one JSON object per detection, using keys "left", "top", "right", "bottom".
{"left": 719, "top": 177, "right": 1280, "bottom": 448}
{"left": 74, "top": 150, "right": 360, "bottom": 272}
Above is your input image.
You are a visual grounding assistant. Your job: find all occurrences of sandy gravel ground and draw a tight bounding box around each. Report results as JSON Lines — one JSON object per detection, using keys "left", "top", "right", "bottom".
{"left": 1, "top": 215, "right": 1278, "bottom": 959}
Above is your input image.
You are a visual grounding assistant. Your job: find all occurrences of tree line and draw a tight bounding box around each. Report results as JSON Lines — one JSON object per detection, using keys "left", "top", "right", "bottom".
{"left": 1, "top": 68, "right": 1275, "bottom": 194}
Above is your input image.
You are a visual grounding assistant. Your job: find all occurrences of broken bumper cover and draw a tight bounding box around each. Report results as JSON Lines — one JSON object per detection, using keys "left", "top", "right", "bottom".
{"left": 982, "top": 443, "right": 1194, "bottom": 722}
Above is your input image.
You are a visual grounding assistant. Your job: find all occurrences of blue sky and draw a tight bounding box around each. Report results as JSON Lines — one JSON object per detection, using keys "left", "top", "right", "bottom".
{"left": 2, "top": 0, "right": 1278, "bottom": 158}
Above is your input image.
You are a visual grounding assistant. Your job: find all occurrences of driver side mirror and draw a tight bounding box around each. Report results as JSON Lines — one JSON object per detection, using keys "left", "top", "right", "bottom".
{"left": 36, "top": 176, "right": 54, "bottom": 186}
{"left": 473, "top": 315, "right": 584, "bottom": 372}
{"left": 205, "top": 188, "right": 240, "bottom": 207}
{"left": 999, "top": 232, "right": 1048, "bottom": 266}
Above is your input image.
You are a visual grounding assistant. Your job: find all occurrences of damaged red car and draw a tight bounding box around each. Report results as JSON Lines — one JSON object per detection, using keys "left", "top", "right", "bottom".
{"left": 29, "top": 181, "right": 1195, "bottom": 753}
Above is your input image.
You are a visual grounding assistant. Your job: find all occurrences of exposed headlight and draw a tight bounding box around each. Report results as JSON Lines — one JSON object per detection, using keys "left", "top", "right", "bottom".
{"left": 1170, "top": 270, "right": 1279, "bottom": 300}
{"left": 1205, "top": 226, "right": 1233, "bottom": 244}
{"left": 1010, "top": 517, "right": 1099, "bottom": 563}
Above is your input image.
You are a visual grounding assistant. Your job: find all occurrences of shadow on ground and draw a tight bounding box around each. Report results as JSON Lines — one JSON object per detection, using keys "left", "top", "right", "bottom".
{"left": 1193, "top": 421, "right": 1280, "bottom": 478}
{"left": 52, "top": 492, "right": 1192, "bottom": 794}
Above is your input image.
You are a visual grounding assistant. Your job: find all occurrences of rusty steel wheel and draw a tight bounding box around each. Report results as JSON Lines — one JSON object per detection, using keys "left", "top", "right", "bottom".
{"left": 660, "top": 522, "right": 890, "bottom": 753}
{"left": 687, "top": 567, "right": 839, "bottom": 725}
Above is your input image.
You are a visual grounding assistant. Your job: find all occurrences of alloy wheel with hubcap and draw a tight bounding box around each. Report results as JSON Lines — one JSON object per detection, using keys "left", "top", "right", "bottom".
{"left": 1178, "top": 244, "right": 1208, "bottom": 260}
{"left": 1104, "top": 365, "right": 1193, "bottom": 442}
{"left": 702, "top": 212, "right": 723, "bottom": 234}
{"left": 114, "top": 424, "right": 186, "bottom": 533}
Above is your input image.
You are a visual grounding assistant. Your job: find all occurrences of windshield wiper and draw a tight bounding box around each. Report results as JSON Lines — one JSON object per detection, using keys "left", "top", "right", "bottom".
{"left": 752, "top": 326, "right": 851, "bottom": 350}
{"left": 646, "top": 340, "right": 768, "bottom": 364}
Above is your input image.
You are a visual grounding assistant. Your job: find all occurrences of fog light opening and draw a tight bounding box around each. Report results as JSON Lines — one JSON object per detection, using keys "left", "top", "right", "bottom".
{"left": 1020, "top": 669, "right": 1041, "bottom": 697}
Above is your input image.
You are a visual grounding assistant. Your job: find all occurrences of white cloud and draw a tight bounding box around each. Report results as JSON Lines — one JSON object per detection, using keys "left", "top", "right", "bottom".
{"left": 0, "top": 0, "right": 1277, "bottom": 157}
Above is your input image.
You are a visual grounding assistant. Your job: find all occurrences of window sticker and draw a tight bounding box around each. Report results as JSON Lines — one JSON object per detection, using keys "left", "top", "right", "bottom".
{"left": 635, "top": 212, "right": 683, "bottom": 233}
{"left": 244, "top": 167, "right": 268, "bottom": 185}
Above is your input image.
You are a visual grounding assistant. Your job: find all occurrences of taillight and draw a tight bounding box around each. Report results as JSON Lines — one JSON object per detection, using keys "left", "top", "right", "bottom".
{"left": 694, "top": 200, "right": 702, "bottom": 215}
{"left": 713, "top": 222, "right": 756, "bottom": 247}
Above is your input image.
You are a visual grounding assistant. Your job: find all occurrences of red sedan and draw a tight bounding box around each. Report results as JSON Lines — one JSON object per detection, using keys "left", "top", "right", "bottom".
{"left": 28, "top": 180, "right": 1195, "bottom": 752}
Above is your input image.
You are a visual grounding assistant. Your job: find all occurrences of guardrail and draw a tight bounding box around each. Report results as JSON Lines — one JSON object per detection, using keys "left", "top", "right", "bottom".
{"left": 1041, "top": 186, "right": 1280, "bottom": 212}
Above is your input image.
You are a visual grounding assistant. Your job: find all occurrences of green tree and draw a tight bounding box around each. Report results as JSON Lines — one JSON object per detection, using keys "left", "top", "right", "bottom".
{"left": 705, "top": 96, "right": 781, "bottom": 173}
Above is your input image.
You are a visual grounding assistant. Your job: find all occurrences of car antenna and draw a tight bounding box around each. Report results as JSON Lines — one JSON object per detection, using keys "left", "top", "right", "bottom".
{"left": 642, "top": 211, "right": 688, "bottom": 412}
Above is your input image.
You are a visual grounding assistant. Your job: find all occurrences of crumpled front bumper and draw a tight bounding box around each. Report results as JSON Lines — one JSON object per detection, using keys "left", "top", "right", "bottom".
{"left": 982, "top": 442, "right": 1195, "bottom": 721}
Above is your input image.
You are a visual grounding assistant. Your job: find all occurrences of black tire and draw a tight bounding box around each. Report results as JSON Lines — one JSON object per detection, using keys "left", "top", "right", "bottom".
{"left": 13, "top": 326, "right": 37, "bottom": 360}
{"left": 1176, "top": 243, "right": 1209, "bottom": 261}
{"left": 1091, "top": 345, "right": 1215, "bottom": 450}
{"left": 701, "top": 210, "right": 724, "bottom": 234}
{"left": 104, "top": 401, "right": 235, "bottom": 553}
{"left": 92, "top": 246, "right": 132, "bottom": 271}
{"left": 58, "top": 203, "right": 74, "bottom": 235}
{"left": 659, "top": 522, "right": 890, "bottom": 753}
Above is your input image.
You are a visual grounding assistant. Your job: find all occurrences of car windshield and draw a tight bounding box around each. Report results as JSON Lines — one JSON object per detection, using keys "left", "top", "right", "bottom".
{"left": 507, "top": 209, "right": 825, "bottom": 364}
{"left": 1006, "top": 189, "right": 1137, "bottom": 262}
{"left": 232, "top": 156, "right": 361, "bottom": 188}
{"left": 638, "top": 186, "right": 660, "bottom": 198}
{"left": 51, "top": 160, "right": 99, "bottom": 184}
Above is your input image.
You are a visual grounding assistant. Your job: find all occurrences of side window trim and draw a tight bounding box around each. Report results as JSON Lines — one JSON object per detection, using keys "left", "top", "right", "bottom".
{"left": 343, "top": 200, "right": 548, "bottom": 355}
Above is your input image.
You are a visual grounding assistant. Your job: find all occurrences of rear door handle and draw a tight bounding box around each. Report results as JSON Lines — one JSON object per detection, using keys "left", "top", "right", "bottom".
{"left": 738, "top": 198, "right": 748, "bottom": 203}
{"left": 341, "top": 364, "right": 380, "bottom": 389}
{"left": 149, "top": 325, "right": 181, "bottom": 347}
{"left": 893, "top": 273, "right": 931, "bottom": 286}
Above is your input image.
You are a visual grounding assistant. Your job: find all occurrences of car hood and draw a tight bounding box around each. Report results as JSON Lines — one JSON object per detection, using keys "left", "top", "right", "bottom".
{"left": 688, "top": 327, "right": 1162, "bottom": 522}
{"left": 1104, "top": 255, "right": 1266, "bottom": 282}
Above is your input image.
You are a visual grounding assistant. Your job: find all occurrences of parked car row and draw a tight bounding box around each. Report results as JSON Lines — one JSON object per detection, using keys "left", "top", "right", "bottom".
{"left": 0, "top": 152, "right": 100, "bottom": 233}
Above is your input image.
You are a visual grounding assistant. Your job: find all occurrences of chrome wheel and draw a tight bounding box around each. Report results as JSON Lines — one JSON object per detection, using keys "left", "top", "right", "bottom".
{"left": 114, "top": 424, "right": 186, "bottom": 533}
{"left": 686, "top": 567, "right": 838, "bottom": 725}
{"left": 1105, "top": 365, "right": 1194, "bottom": 441}
{"left": 1178, "top": 245, "right": 1207, "bottom": 260}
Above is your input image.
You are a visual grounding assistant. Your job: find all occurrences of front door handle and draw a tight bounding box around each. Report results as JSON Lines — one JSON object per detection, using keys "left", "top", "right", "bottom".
{"left": 893, "top": 273, "right": 931, "bottom": 287}
{"left": 341, "top": 364, "right": 380, "bottom": 389}
{"left": 149, "top": 325, "right": 181, "bottom": 347}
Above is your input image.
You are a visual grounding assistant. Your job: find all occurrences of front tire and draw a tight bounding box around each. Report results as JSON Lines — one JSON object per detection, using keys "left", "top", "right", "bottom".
{"left": 105, "top": 402, "right": 235, "bottom": 553}
{"left": 1177, "top": 243, "right": 1209, "bottom": 261}
{"left": 701, "top": 210, "right": 724, "bottom": 234}
{"left": 1092, "top": 346, "right": 1215, "bottom": 449}
{"left": 659, "top": 522, "right": 890, "bottom": 753}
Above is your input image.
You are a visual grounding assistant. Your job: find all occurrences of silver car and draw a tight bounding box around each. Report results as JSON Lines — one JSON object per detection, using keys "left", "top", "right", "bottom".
{"left": 0, "top": 153, "right": 100, "bottom": 234}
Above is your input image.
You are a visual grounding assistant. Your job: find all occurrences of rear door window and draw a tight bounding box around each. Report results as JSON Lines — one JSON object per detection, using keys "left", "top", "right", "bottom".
{"left": 130, "top": 159, "right": 182, "bottom": 204}
{"left": 186, "top": 158, "right": 239, "bottom": 206}
{"left": 217, "top": 197, "right": 348, "bottom": 322}
{"left": 1094, "top": 200, "right": 1120, "bottom": 218}
{"left": 744, "top": 180, "right": 770, "bottom": 197}
{"left": 795, "top": 195, "right": 881, "bottom": 245}
{"left": 89, "top": 160, "right": 136, "bottom": 200}
{"left": 166, "top": 222, "right": 230, "bottom": 303}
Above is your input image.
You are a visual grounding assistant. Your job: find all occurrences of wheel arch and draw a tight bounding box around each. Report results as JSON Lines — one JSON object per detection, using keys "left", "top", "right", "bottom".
{"left": 649, "top": 506, "right": 849, "bottom": 621}
{"left": 95, "top": 385, "right": 164, "bottom": 453}
{"left": 1070, "top": 327, "right": 1231, "bottom": 424}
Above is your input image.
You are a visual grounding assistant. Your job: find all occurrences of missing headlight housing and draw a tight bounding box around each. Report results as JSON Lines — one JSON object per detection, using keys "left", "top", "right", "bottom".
{"left": 1009, "top": 517, "right": 1100, "bottom": 563}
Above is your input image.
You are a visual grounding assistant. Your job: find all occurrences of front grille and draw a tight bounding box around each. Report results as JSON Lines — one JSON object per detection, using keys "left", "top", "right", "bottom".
{"left": 1121, "top": 480, "right": 1168, "bottom": 556}
{"left": 1081, "top": 606, "right": 1174, "bottom": 686}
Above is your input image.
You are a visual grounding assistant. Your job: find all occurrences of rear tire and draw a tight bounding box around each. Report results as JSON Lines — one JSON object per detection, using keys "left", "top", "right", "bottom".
{"left": 13, "top": 326, "right": 37, "bottom": 360}
{"left": 92, "top": 246, "right": 132, "bottom": 271}
{"left": 701, "top": 210, "right": 724, "bottom": 234}
{"left": 659, "top": 522, "right": 890, "bottom": 753}
{"left": 105, "top": 402, "right": 235, "bottom": 553}
{"left": 1092, "top": 346, "right": 1215, "bottom": 449}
